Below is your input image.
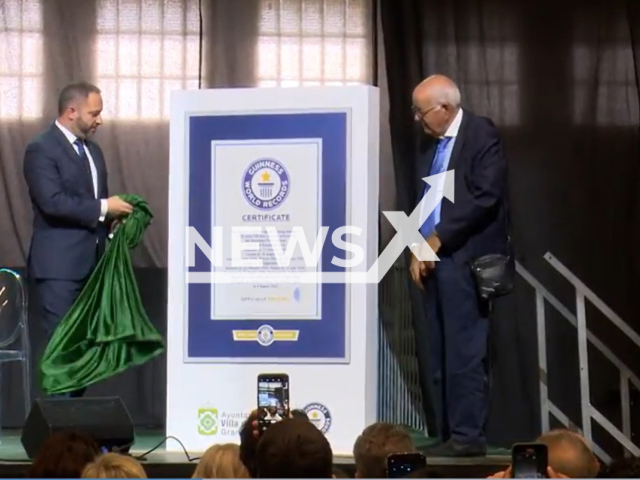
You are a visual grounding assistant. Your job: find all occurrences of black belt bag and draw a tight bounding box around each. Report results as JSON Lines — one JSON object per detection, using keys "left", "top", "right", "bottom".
{"left": 469, "top": 193, "right": 515, "bottom": 301}
{"left": 469, "top": 248, "right": 515, "bottom": 301}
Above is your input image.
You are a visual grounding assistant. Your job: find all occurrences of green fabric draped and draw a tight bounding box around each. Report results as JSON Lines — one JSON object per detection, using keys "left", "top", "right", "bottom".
{"left": 40, "top": 194, "right": 165, "bottom": 394}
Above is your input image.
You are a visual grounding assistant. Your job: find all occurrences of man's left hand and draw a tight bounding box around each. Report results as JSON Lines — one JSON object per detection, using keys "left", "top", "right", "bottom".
{"left": 427, "top": 233, "right": 441, "bottom": 254}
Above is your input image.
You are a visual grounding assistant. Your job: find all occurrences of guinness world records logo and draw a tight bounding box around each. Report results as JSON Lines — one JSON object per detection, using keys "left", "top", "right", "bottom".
{"left": 242, "top": 158, "right": 290, "bottom": 210}
{"left": 303, "top": 403, "right": 332, "bottom": 434}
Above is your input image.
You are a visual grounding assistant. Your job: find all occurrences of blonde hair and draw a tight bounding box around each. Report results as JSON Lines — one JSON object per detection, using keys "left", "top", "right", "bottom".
{"left": 81, "top": 452, "right": 147, "bottom": 478}
{"left": 192, "top": 443, "right": 249, "bottom": 479}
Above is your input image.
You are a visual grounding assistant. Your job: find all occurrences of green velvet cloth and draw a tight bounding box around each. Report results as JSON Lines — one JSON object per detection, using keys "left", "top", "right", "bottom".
{"left": 40, "top": 194, "right": 165, "bottom": 394}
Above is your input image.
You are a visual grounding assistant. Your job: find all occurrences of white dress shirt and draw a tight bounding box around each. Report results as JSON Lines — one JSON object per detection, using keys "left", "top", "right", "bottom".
{"left": 55, "top": 121, "right": 108, "bottom": 222}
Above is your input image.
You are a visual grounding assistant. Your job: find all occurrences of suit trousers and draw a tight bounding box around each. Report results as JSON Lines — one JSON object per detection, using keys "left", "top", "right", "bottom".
{"left": 32, "top": 278, "right": 88, "bottom": 398}
{"left": 417, "top": 256, "right": 489, "bottom": 446}
{"left": 30, "top": 241, "right": 99, "bottom": 399}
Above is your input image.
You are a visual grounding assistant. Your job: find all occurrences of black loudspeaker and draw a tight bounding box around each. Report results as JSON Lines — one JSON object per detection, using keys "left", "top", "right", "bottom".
{"left": 21, "top": 397, "right": 135, "bottom": 459}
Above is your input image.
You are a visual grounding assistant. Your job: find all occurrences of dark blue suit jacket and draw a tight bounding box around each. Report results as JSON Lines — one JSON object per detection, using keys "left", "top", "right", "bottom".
{"left": 23, "top": 123, "right": 110, "bottom": 281}
{"left": 416, "top": 109, "right": 510, "bottom": 262}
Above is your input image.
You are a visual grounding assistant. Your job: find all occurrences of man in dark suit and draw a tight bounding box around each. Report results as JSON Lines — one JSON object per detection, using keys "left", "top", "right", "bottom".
{"left": 409, "top": 75, "right": 509, "bottom": 456}
{"left": 23, "top": 81, "right": 132, "bottom": 397}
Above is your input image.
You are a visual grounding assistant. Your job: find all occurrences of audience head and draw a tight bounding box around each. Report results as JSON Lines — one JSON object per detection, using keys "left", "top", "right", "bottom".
{"left": 81, "top": 452, "right": 147, "bottom": 478}
{"left": 192, "top": 443, "right": 249, "bottom": 478}
{"left": 27, "top": 430, "right": 100, "bottom": 478}
{"left": 57, "top": 81, "right": 103, "bottom": 139}
{"left": 239, "top": 410, "right": 260, "bottom": 477}
{"left": 291, "top": 408, "right": 310, "bottom": 420}
{"left": 353, "top": 422, "right": 415, "bottom": 478}
{"left": 599, "top": 456, "right": 640, "bottom": 478}
{"left": 240, "top": 407, "right": 312, "bottom": 477}
{"left": 256, "top": 417, "right": 333, "bottom": 478}
{"left": 412, "top": 74, "right": 461, "bottom": 138}
{"left": 537, "top": 429, "right": 599, "bottom": 478}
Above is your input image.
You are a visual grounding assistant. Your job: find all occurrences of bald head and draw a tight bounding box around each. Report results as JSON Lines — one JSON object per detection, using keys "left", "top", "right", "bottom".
{"left": 413, "top": 75, "right": 461, "bottom": 108}
{"left": 412, "top": 74, "right": 461, "bottom": 137}
{"left": 536, "top": 430, "right": 599, "bottom": 478}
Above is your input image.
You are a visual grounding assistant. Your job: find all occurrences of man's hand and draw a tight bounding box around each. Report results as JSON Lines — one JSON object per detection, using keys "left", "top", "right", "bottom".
{"left": 107, "top": 196, "right": 133, "bottom": 216}
{"left": 411, "top": 232, "right": 444, "bottom": 288}
{"left": 410, "top": 251, "right": 431, "bottom": 289}
{"left": 426, "top": 232, "right": 442, "bottom": 255}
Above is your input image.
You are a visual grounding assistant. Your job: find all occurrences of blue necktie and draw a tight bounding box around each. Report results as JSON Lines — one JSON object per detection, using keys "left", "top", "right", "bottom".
{"left": 74, "top": 138, "right": 90, "bottom": 170}
{"left": 74, "top": 138, "right": 96, "bottom": 197}
{"left": 419, "top": 137, "right": 452, "bottom": 238}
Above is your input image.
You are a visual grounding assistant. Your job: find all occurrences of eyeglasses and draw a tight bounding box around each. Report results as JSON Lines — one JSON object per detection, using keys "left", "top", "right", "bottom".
{"left": 411, "top": 104, "right": 440, "bottom": 117}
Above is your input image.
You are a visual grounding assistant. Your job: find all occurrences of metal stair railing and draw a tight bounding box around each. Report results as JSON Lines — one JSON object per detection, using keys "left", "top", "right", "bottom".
{"left": 517, "top": 253, "right": 640, "bottom": 462}
{"left": 377, "top": 258, "right": 427, "bottom": 431}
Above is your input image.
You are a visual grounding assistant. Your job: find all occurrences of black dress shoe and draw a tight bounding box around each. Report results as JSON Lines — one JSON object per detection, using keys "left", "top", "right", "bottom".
{"left": 424, "top": 439, "right": 487, "bottom": 457}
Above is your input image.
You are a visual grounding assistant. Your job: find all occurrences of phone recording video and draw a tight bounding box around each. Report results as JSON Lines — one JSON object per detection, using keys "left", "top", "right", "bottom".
{"left": 257, "top": 373, "right": 290, "bottom": 432}
{"left": 386, "top": 452, "right": 427, "bottom": 478}
{"left": 511, "top": 443, "right": 548, "bottom": 478}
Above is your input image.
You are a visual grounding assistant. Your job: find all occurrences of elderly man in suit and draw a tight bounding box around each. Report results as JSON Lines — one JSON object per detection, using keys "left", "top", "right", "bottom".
{"left": 409, "top": 75, "right": 510, "bottom": 456}
{"left": 23, "top": 81, "right": 133, "bottom": 397}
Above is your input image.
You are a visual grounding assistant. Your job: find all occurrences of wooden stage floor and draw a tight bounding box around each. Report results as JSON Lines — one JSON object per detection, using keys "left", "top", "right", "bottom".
{"left": 0, "top": 428, "right": 510, "bottom": 478}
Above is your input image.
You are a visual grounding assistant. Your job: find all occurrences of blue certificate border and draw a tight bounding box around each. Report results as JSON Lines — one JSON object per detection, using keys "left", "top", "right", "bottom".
{"left": 210, "top": 139, "right": 322, "bottom": 320}
{"left": 185, "top": 110, "right": 349, "bottom": 363}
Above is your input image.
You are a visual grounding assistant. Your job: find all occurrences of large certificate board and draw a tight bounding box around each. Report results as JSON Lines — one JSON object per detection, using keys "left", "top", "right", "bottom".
{"left": 167, "top": 86, "right": 379, "bottom": 455}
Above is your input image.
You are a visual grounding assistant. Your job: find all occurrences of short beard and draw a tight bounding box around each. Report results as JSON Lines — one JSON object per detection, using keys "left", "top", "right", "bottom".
{"left": 76, "top": 122, "right": 92, "bottom": 139}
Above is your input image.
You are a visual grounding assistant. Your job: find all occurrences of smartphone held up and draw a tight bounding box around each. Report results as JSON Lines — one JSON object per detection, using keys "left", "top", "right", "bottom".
{"left": 386, "top": 452, "right": 427, "bottom": 478}
{"left": 257, "top": 373, "right": 290, "bottom": 433}
{"left": 511, "top": 443, "right": 548, "bottom": 478}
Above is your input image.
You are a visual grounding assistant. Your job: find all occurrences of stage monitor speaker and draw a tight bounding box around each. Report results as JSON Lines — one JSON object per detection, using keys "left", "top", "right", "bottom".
{"left": 21, "top": 397, "right": 135, "bottom": 459}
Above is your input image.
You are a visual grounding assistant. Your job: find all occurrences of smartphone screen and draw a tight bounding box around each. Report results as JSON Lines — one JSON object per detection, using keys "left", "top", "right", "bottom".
{"left": 257, "top": 373, "right": 289, "bottom": 430}
{"left": 386, "top": 452, "right": 427, "bottom": 478}
{"left": 512, "top": 443, "right": 548, "bottom": 478}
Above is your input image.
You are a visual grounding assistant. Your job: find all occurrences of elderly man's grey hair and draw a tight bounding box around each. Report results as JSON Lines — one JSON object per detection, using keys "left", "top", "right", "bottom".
{"left": 423, "top": 74, "right": 462, "bottom": 107}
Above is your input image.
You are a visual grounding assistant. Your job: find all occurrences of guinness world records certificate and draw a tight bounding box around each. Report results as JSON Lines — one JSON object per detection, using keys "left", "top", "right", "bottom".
{"left": 211, "top": 139, "right": 322, "bottom": 320}
{"left": 185, "top": 111, "right": 348, "bottom": 362}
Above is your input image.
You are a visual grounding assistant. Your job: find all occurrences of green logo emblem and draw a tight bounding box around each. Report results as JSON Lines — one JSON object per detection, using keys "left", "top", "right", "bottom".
{"left": 198, "top": 407, "right": 219, "bottom": 435}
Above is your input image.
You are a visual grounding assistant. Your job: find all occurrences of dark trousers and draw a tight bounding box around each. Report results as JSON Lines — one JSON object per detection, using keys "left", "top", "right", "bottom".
{"left": 32, "top": 278, "right": 88, "bottom": 398}
{"left": 416, "top": 256, "right": 489, "bottom": 446}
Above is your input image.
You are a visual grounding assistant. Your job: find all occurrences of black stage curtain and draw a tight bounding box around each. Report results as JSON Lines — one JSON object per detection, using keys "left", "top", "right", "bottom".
{"left": 380, "top": 0, "right": 640, "bottom": 452}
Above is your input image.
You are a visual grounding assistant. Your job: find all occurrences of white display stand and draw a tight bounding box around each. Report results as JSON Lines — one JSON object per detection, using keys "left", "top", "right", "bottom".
{"left": 167, "top": 86, "right": 379, "bottom": 455}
